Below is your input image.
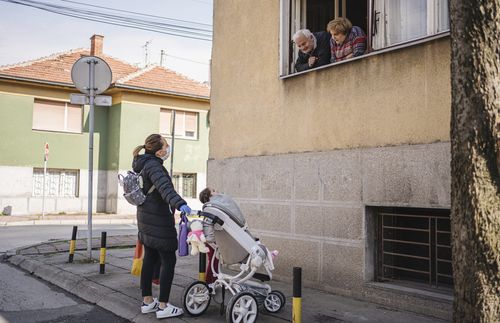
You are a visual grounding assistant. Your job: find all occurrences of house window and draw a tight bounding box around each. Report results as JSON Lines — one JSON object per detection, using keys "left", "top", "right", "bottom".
{"left": 172, "top": 173, "right": 197, "bottom": 199}
{"left": 280, "top": 0, "right": 450, "bottom": 75}
{"left": 375, "top": 207, "right": 453, "bottom": 290}
{"left": 32, "top": 168, "right": 79, "bottom": 197}
{"left": 32, "top": 99, "right": 82, "bottom": 133}
{"left": 160, "top": 108, "right": 198, "bottom": 139}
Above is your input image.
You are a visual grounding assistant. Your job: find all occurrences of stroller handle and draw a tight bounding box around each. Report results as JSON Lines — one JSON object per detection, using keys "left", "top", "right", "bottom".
{"left": 199, "top": 211, "right": 225, "bottom": 226}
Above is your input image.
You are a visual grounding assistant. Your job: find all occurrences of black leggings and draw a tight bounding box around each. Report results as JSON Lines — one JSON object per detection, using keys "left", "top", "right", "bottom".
{"left": 140, "top": 245, "right": 177, "bottom": 303}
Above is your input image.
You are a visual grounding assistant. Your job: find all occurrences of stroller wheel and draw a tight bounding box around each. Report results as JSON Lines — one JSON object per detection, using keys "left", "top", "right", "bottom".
{"left": 182, "top": 281, "right": 211, "bottom": 316}
{"left": 264, "top": 291, "right": 285, "bottom": 313}
{"left": 226, "top": 291, "right": 259, "bottom": 323}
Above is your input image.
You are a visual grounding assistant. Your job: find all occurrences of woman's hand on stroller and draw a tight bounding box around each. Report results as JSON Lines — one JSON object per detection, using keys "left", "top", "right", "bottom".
{"left": 180, "top": 204, "right": 192, "bottom": 215}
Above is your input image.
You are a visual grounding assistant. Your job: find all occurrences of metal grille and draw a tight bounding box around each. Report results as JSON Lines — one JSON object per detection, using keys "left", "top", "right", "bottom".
{"left": 377, "top": 208, "right": 453, "bottom": 288}
{"left": 33, "top": 168, "right": 79, "bottom": 197}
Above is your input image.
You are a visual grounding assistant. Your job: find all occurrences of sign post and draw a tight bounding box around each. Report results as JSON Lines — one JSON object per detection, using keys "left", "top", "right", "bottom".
{"left": 41, "top": 143, "right": 49, "bottom": 219}
{"left": 71, "top": 56, "right": 112, "bottom": 260}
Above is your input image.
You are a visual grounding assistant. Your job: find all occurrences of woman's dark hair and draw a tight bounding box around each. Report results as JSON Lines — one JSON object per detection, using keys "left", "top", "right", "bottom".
{"left": 199, "top": 187, "right": 213, "bottom": 204}
{"left": 133, "top": 134, "right": 165, "bottom": 157}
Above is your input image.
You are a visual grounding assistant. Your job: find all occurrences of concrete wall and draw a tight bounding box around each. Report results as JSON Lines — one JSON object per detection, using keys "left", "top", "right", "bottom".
{"left": 0, "top": 166, "right": 111, "bottom": 215}
{"left": 208, "top": 142, "right": 452, "bottom": 318}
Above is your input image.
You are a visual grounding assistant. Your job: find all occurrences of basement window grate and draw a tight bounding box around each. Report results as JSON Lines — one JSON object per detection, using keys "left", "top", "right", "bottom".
{"left": 376, "top": 208, "right": 453, "bottom": 289}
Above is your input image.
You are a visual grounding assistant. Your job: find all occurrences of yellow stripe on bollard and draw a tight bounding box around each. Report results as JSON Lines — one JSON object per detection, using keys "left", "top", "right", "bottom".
{"left": 99, "top": 247, "right": 106, "bottom": 265}
{"left": 292, "top": 297, "right": 302, "bottom": 323}
{"left": 69, "top": 240, "right": 76, "bottom": 254}
{"left": 198, "top": 272, "right": 206, "bottom": 282}
{"left": 99, "top": 232, "right": 107, "bottom": 274}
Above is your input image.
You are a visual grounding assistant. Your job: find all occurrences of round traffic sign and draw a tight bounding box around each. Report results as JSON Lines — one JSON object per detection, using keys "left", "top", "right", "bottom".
{"left": 71, "top": 56, "right": 112, "bottom": 95}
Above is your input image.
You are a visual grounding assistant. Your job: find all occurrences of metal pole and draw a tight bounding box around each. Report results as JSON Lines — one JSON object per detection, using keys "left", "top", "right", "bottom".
{"left": 169, "top": 110, "right": 176, "bottom": 177}
{"left": 42, "top": 157, "right": 47, "bottom": 219}
{"left": 87, "top": 58, "right": 96, "bottom": 260}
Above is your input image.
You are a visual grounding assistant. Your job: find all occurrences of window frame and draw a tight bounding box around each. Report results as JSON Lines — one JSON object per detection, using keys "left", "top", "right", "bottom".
{"left": 32, "top": 168, "right": 80, "bottom": 198}
{"left": 32, "top": 99, "right": 83, "bottom": 134}
{"left": 159, "top": 108, "right": 199, "bottom": 140}
{"left": 374, "top": 207, "right": 453, "bottom": 290}
{"left": 279, "top": 0, "right": 450, "bottom": 78}
{"left": 172, "top": 173, "right": 197, "bottom": 199}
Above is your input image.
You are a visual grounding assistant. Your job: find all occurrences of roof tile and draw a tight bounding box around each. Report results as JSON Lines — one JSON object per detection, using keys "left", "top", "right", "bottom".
{"left": 0, "top": 48, "right": 209, "bottom": 98}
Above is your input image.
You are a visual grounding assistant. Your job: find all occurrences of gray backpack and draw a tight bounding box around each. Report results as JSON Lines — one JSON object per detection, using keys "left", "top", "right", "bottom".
{"left": 118, "top": 170, "right": 155, "bottom": 206}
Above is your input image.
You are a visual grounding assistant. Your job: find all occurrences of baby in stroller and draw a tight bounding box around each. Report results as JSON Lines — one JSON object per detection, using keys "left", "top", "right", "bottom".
{"left": 182, "top": 190, "right": 285, "bottom": 323}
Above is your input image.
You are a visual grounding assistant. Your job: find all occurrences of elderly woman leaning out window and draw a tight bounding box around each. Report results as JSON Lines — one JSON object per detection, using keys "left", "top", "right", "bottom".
{"left": 327, "top": 17, "right": 367, "bottom": 63}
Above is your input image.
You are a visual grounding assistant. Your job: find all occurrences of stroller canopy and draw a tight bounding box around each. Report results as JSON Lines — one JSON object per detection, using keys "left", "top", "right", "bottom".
{"left": 207, "top": 194, "right": 246, "bottom": 227}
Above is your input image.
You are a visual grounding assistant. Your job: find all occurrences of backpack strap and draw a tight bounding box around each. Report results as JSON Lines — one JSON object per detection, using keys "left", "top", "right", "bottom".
{"left": 140, "top": 161, "right": 156, "bottom": 195}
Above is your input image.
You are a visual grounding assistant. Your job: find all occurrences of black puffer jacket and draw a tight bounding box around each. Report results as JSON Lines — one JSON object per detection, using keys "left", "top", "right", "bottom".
{"left": 132, "top": 153, "right": 186, "bottom": 251}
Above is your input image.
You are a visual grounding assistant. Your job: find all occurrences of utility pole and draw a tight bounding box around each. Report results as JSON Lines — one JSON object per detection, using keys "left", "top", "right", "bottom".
{"left": 160, "top": 50, "right": 167, "bottom": 67}
{"left": 143, "top": 40, "right": 152, "bottom": 67}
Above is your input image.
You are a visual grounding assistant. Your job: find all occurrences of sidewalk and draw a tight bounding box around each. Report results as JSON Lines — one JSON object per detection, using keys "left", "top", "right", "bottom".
{"left": 2, "top": 235, "right": 449, "bottom": 323}
{"left": 0, "top": 213, "right": 136, "bottom": 226}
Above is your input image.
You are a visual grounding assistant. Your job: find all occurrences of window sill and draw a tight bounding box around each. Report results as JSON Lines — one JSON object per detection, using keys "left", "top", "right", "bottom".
{"left": 161, "top": 134, "right": 199, "bottom": 141}
{"left": 365, "top": 281, "right": 453, "bottom": 302}
{"left": 32, "top": 129, "right": 83, "bottom": 135}
{"left": 280, "top": 31, "right": 450, "bottom": 80}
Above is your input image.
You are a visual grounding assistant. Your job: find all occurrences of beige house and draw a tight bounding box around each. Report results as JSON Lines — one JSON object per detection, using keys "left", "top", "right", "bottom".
{"left": 209, "top": 0, "right": 452, "bottom": 320}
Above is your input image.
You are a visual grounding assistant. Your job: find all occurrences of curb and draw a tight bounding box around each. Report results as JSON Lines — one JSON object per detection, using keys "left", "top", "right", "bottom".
{"left": 5, "top": 254, "right": 180, "bottom": 323}
{"left": 0, "top": 219, "right": 137, "bottom": 226}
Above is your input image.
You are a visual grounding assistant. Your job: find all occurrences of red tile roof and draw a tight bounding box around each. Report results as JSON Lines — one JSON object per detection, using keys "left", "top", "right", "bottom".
{"left": 0, "top": 49, "right": 209, "bottom": 99}
{"left": 116, "top": 65, "right": 210, "bottom": 98}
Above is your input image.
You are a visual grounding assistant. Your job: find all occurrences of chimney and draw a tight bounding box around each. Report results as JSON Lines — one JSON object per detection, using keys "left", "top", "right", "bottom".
{"left": 90, "top": 34, "right": 104, "bottom": 56}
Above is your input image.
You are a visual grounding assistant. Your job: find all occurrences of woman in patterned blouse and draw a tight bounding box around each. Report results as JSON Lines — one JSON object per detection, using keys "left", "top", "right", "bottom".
{"left": 327, "top": 17, "right": 367, "bottom": 62}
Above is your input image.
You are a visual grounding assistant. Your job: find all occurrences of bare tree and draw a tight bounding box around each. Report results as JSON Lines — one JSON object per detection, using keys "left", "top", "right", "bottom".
{"left": 450, "top": 0, "right": 500, "bottom": 322}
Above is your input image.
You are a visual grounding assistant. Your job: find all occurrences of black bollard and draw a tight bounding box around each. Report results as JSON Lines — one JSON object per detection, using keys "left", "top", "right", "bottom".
{"left": 293, "top": 267, "right": 302, "bottom": 323}
{"left": 99, "top": 232, "right": 107, "bottom": 274}
{"left": 199, "top": 252, "right": 206, "bottom": 282}
{"left": 68, "top": 226, "right": 77, "bottom": 263}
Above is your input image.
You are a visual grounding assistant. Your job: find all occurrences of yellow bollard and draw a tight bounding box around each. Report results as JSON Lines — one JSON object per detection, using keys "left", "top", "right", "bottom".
{"left": 292, "top": 267, "right": 302, "bottom": 323}
{"left": 68, "top": 226, "right": 77, "bottom": 263}
{"left": 99, "top": 232, "right": 107, "bottom": 274}
{"left": 199, "top": 252, "right": 206, "bottom": 282}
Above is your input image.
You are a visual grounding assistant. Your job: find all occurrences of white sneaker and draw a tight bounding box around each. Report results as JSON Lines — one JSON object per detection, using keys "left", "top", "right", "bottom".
{"left": 156, "top": 303, "right": 183, "bottom": 319}
{"left": 141, "top": 298, "right": 159, "bottom": 314}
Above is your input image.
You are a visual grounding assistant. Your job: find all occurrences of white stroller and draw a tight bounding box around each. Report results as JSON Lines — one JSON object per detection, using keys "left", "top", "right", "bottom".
{"left": 182, "top": 194, "right": 285, "bottom": 323}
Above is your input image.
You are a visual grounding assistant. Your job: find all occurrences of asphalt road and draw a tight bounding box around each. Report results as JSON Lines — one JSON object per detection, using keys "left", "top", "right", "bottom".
{"left": 0, "top": 224, "right": 138, "bottom": 253}
{"left": 0, "top": 261, "right": 128, "bottom": 323}
{"left": 0, "top": 224, "right": 138, "bottom": 323}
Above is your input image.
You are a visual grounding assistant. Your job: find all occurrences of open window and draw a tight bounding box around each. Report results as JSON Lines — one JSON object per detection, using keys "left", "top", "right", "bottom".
{"left": 280, "top": 0, "right": 450, "bottom": 76}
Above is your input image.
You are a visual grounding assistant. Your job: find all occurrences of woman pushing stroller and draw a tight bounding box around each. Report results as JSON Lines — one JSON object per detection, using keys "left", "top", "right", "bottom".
{"left": 132, "top": 134, "right": 192, "bottom": 319}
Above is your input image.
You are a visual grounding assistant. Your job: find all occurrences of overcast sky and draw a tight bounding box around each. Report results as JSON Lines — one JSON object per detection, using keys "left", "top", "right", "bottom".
{"left": 0, "top": 0, "right": 212, "bottom": 82}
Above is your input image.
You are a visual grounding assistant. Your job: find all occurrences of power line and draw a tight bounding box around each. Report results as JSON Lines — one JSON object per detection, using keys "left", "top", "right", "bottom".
{"left": 165, "top": 54, "right": 209, "bottom": 65}
{"left": 18, "top": 0, "right": 212, "bottom": 35}
{"left": 186, "top": 0, "right": 212, "bottom": 5}
{"left": 60, "top": 0, "right": 212, "bottom": 28}
{"left": 1, "top": 0, "right": 212, "bottom": 41}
